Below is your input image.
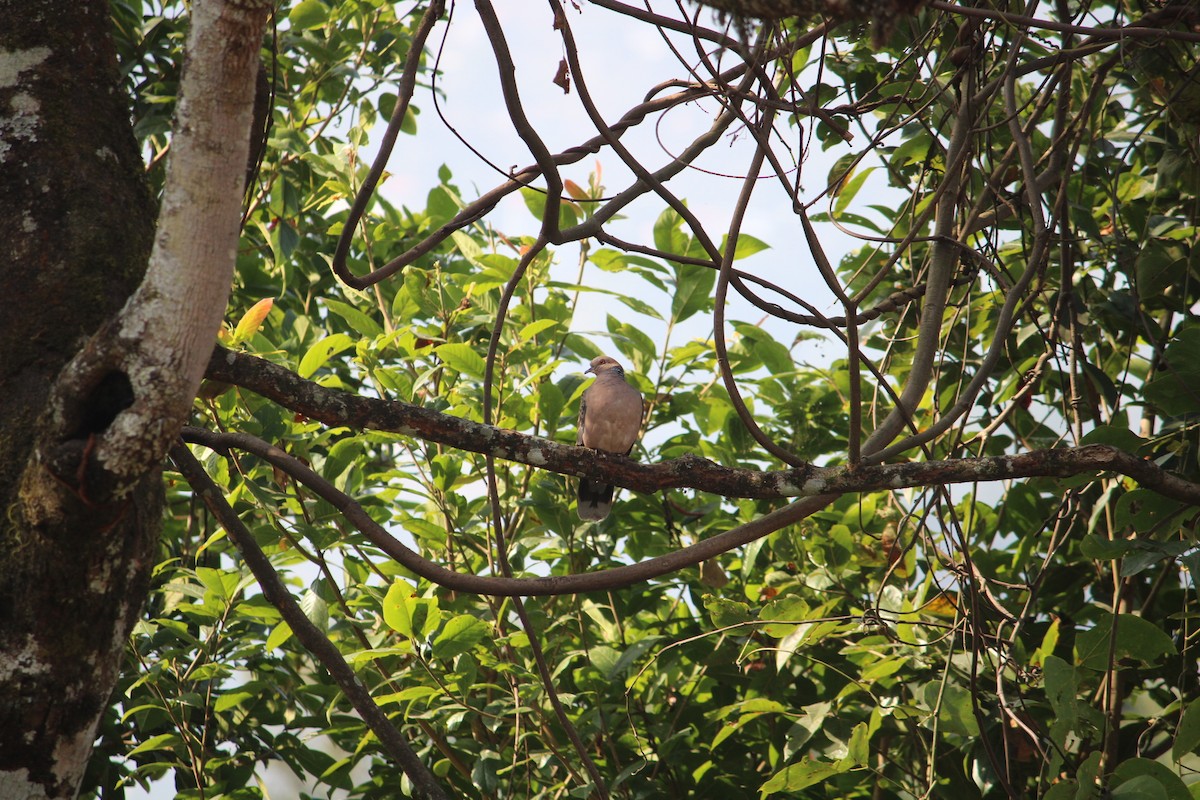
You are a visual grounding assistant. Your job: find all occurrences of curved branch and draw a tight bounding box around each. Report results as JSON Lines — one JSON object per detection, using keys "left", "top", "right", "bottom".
{"left": 861, "top": 78, "right": 980, "bottom": 457}
{"left": 710, "top": 101, "right": 809, "bottom": 467}
{"left": 182, "top": 425, "right": 838, "bottom": 596}
{"left": 182, "top": 424, "right": 1200, "bottom": 611}
{"left": 475, "top": 0, "right": 565, "bottom": 243}
{"left": 868, "top": 45, "right": 1056, "bottom": 462}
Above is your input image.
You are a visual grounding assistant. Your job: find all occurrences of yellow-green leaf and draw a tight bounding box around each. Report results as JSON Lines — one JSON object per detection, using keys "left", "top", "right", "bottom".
{"left": 231, "top": 298, "right": 273, "bottom": 345}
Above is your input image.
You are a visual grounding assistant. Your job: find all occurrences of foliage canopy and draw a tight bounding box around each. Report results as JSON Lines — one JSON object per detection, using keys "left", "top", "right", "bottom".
{"left": 89, "top": 1, "right": 1200, "bottom": 798}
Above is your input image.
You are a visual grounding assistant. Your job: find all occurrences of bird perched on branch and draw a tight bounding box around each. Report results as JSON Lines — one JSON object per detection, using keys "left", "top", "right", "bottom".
{"left": 576, "top": 355, "right": 643, "bottom": 520}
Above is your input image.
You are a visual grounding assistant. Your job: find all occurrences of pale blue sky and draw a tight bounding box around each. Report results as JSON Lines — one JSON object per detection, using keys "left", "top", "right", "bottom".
{"left": 375, "top": 0, "right": 857, "bottom": 365}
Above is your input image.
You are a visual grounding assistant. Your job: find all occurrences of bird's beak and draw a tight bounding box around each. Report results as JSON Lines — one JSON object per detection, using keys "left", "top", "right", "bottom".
{"left": 585, "top": 367, "right": 595, "bottom": 375}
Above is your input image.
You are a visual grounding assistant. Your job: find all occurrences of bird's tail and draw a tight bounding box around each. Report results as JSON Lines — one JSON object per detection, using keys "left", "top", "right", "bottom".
{"left": 577, "top": 479, "right": 614, "bottom": 520}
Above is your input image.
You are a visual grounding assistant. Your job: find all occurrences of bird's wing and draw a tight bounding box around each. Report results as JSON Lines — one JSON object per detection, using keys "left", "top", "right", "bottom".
{"left": 576, "top": 386, "right": 588, "bottom": 446}
{"left": 580, "top": 371, "right": 642, "bottom": 454}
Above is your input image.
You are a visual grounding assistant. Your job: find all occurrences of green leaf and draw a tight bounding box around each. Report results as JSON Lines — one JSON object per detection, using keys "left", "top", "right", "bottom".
{"left": 721, "top": 233, "right": 771, "bottom": 261}
{"left": 834, "top": 167, "right": 875, "bottom": 214}
{"left": 432, "top": 615, "right": 489, "bottom": 660}
{"left": 731, "top": 323, "right": 794, "bottom": 375}
{"left": 430, "top": 453, "right": 462, "bottom": 492}
{"left": 842, "top": 721, "right": 871, "bottom": 767}
{"left": 127, "top": 732, "right": 181, "bottom": 758}
{"left": 1110, "top": 776, "right": 1169, "bottom": 800}
{"left": 606, "top": 313, "right": 656, "bottom": 374}
{"left": 325, "top": 298, "right": 383, "bottom": 338}
{"left": 1073, "top": 753, "right": 1102, "bottom": 798}
{"left": 435, "top": 343, "right": 486, "bottom": 380}
{"left": 617, "top": 294, "right": 664, "bottom": 319}
{"left": 1136, "top": 239, "right": 1188, "bottom": 305}
{"left": 383, "top": 581, "right": 418, "bottom": 638}
{"left": 1120, "top": 540, "right": 1195, "bottom": 578}
{"left": 586, "top": 645, "right": 620, "bottom": 680}
{"left": 589, "top": 248, "right": 665, "bottom": 274}
{"left": 923, "top": 682, "right": 979, "bottom": 737}
{"left": 704, "top": 596, "right": 751, "bottom": 629}
{"left": 1113, "top": 490, "right": 1189, "bottom": 541}
{"left": 1172, "top": 703, "right": 1200, "bottom": 762}
{"left": 1043, "top": 783, "right": 1078, "bottom": 800}
{"left": 671, "top": 262, "right": 715, "bottom": 323}
{"left": 195, "top": 566, "right": 233, "bottom": 602}
{"left": 288, "top": 0, "right": 329, "bottom": 30}
{"left": 711, "top": 699, "right": 786, "bottom": 749}
{"left": 1080, "top": 424, "right": 1145, "bottom": 452}
{"left": 300, "top": 588, "right": 328, "bottom": 630}
{"left": 298, "top": 333, "right": 354, "bottom": 379}
{"left": 1076, "top": 612, "right": 1176, "bottom": 670}
{"left": 652, "top": 206, "right": 686, "bottom": 254}
{"left": 519, "top": 186, "right": 578, "bottom": 229}
{"left": 1145, "top": 327, "right": 1200, "bottom": 417}
{"left": 427, "top": 183, "right": 463, "bottom": 227}
{"left": 609, "top": 638, "right": 662, "bottom": 679}
{"left": 759, "top": 595, "right": 809, "bottom": 638}
{"left": 265, "top": 621, "right": 293, "bottom": 652}
{"left": 376, "top": 686, "right": 442, "bottom": 708}
{"left": 400, "top": 515, "right": 452, "bottom": 545}
{"left": 538, "top": 381, "right": 565, "bottom": 432}
{"left": 1042, "top": 655, "right": 1081, "bottom": 725}
{"left": 1084, "top": 532, "right": 1195, "bottom": 575}
{"left": 1080, "top": 534, "right": 1136, "bottom": 560}
{"left": 1112, "top": 759, "right": 1189, "bottom": 800}
{"left": 450, "top": 229, "right": 485, "bottom": 268}
{"left": 889, "top": 129, "right": 933, "bottom": 169}
{"left": 400, "top": 105, "right": 418, "bottom": 135}
{"left": 517, "top": 319, "right": 558, "bottom": 342}
{"left": 826, "top": 152, "right": 857, "bottom": 197}
{"left": 214, "top": 688, "right": 257, "bottom": 713}
{"left": 1031, "top": 617, "right": 1060, "bottom": 666}
{"left": 783, "top": 702, "right": 832, "bottom": 757}
{"left": 760, "top": 759, "right": 848, "bottom": 795}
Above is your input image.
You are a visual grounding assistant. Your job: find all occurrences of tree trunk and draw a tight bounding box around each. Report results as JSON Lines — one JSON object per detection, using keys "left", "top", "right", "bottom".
{"left": 0, "top": 2, "right": 158, "bottom": 797}
{"left": 0, "top": 0, "right": 269, "bottom": 795}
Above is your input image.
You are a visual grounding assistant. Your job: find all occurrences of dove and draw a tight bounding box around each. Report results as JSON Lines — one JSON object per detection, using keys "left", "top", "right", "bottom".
{"left": 575, "top": 356, "right": 643, "bottom": 520}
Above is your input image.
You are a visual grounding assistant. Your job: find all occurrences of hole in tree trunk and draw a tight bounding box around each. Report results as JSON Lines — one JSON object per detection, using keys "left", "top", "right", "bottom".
{"left": 71, "top": 371, "right": 135, "bottom": 438}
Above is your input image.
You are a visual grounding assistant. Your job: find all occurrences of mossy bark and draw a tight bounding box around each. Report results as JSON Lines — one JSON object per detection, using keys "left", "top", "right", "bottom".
{"left": 0, "top": 1, "right": 161, "bottom": 797}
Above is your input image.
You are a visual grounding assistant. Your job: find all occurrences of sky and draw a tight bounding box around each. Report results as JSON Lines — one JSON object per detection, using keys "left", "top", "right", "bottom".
{"left": 371, "top": 0, "right": 858, "bottom": 367}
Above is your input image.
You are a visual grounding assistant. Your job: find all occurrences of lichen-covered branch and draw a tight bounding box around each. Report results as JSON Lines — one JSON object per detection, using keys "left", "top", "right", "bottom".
{"left": 206, "top": 347, "right": 1200, "bottom": 506}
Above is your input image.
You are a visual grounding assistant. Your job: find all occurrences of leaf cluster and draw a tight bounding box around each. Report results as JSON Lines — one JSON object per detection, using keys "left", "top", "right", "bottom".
{"left": 89, "top": 1, "right": 1200, "bottom": 798}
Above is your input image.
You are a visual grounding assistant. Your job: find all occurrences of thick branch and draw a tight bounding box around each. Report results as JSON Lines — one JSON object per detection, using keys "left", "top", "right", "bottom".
{"left": 36, "top": 0, "right": 271, "bottom": 504}
{"left": 928, "top": 0, "right": 1200, "bottom": 43}
{"left": 205, "top": 348, "right": 1200, "bottom": 505}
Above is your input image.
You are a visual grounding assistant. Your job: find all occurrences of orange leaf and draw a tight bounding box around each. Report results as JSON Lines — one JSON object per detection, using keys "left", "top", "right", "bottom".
{"left": 564, "top": 179, "right": 588, "bottom": 201}
{"left": 232, "top": 298, "right": 274, "bottom": 344}
{"left": 925, "top": 593, "right": 959, "bottom": 618}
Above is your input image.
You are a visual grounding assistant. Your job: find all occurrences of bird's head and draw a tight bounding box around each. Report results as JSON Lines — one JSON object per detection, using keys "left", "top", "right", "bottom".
{"left": 585, "top": 355, "right": 624, "bottom": 377}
